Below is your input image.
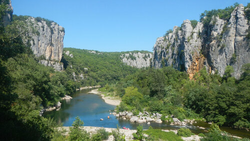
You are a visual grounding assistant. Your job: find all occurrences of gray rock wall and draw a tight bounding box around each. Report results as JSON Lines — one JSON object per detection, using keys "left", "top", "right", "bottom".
{"left": 39, "top": 60, "right": 63, "bottom": 71}
{"left": 25, "top": 17, "right": 65, "bottom": 62}
{"left": 152, "top": 4, "right": 250, "bottom": 79}
{"left": 121, "top": 52, "right": 152, "bottom": 68}
{"left": 22, "top": 17, "right": 65, "bottom": 71}
{"left": 1, "top": 0, "right": 13, "bottom": 26}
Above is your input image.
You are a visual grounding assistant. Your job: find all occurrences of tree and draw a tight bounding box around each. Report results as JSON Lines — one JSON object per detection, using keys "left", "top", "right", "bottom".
{"left": 133, "top": 125, "right": 144, "bottom": 141}
{"left": 69, "top": 116, "right": 90, "bottom": 141}
{"left": 223, "top": 65, "right": 234, "bottom": 80}
{"left": 122, "top": 86, "right": 143, "bottom": 106}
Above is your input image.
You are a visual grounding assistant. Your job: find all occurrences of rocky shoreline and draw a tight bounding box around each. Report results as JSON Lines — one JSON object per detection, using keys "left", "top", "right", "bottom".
{"left": 114, "top": 111, "right": 197, "bottom": 126}
{"left": 40, "top": 95, "right": 73, "bottom": 116}
{"left": 57, "top": 126, "right": 202, "bottom": 141}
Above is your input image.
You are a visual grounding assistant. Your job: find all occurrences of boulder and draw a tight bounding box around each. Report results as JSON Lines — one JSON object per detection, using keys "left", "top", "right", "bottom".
{"left": 155, "top": 119, "right": 162, "bottom": 123}
{"left": 130, "top": 116, "right": 139, "bottom": 123}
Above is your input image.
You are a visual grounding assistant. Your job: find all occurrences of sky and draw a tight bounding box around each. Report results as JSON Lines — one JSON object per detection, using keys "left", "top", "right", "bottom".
{"left": 12, "top": 0, "right": 249, "bottom": 52}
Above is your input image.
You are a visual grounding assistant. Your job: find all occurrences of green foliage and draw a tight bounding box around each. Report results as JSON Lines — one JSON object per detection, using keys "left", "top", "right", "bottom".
{"left": 62, "top": 48, "right": 139, "bottom": 87}
{"left": 190, "top": 20, "right": 198, "bottom": 29}
{"left": 231, "top": 53, "right": 237, "bottom": 64}
{"left": 198, "top": 133, "right": 205, "bottom": 137}
{"left": 177, "top": 128, "right": 192, "bottom": 137}
{"left": 69, "top": 117, "right": 90, "bottom": 141}
{"left": 245, "top": 3, "right": 250, "bottom": 23}
{"left": 164, "top": 29, "right": 173, "bottom": 37}
{"left": 91, "top": 128, "right": 109, "bottom": 141}
{"left": 112, "top": 126, "right": 125, "bottom": 141}
{"left": 201, "top": 130, "right": 249, "bottom": 141}
{"left": 122, "top": 86, "right": 143, "bottom": 106}
{"left": 224, "top": 65, "right": 234, "bottom": 79}
{"left": 35, "top": 17, "right": 54, "bottom": 27}
{"left": 200, "top": 3, "right": 239, "bottom": 28}
{"left": 208, "top": 123, "right": 221, "bottom": 133}
{"left": 144, "top": 128, "right": 183, "bottom": 141}
{"left": 133, "top": 125, "right": 144, "bottom": 140}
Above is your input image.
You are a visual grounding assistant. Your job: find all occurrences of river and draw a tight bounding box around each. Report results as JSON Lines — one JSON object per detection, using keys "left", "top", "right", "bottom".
{"left": 44, "top": 90, "right": 250, "bottom": 138}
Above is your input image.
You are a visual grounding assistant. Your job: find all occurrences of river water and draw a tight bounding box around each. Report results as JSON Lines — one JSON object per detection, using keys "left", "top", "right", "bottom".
{"left": 44, "top": 90, "right": 250, "bottom": 138}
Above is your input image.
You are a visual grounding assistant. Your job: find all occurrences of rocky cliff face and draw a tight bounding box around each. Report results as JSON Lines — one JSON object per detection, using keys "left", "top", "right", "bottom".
{"left": 21, "top": 17, "right": 65, "bottom": 71}
{"left": 121, "top": 52, "right": 152, "bottom": 68}
{"left": 1, "top": 0, "right": 13, "bottom": 26}
{"left": 152, "top": 4, "right": 250, "bottom": 79}
{"left": 26, "top": 17, "right": 65, "bottom": 60}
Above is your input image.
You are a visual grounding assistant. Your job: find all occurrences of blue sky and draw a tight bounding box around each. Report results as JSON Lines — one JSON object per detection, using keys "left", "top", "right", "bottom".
{"left": 12, "top": 0, "right": 249, "bottom": 52}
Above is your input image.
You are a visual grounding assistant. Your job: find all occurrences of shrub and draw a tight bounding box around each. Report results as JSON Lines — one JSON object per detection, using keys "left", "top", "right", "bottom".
{"left": 144, "top": 129, "right": 183, "bottom": 141}
{"left": 177, "top": 128, "right": 192, "bottom": 137}
{"left": 69, "top": 117, "right": 90, "bottom": 141}
{"left": 164, "top": 29, "right": 173, "bottom": 37}
{"left": 112, "top": 126, "right": 125, "bottom": 141}
{"left": 198, "top": 133, "right": 205, "bottom": 137}
{"left": 191, "top": 20, "right": 198, "bottom": 29}
{"left": 133, "top": 125, "right": 144, "bottom": 140}
{"left": 91, "top": 128, "right": 109, "bottom": 141}
{"left": 208, "top": 123, "right": 221, "bottom": 133}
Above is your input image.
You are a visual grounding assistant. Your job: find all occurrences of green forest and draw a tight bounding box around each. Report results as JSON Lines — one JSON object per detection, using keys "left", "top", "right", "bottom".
{"left": 62, "top": 48, "right": 149, "bottom": 86}
{"left": 111, "top": 66, "right": 250, "bottom": 128}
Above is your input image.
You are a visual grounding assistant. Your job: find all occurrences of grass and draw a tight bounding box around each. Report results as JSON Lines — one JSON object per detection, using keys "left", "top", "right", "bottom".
{"left": 144, "top": 129, "right": 183, "bottom": 141}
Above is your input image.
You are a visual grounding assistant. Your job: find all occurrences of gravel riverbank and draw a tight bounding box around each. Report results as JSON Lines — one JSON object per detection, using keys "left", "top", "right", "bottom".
{"left": 88, "top": 89, "right": 121, "bottom": 106}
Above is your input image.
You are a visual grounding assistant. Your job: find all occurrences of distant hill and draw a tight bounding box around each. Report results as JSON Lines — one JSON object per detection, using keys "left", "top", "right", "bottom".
{"left": 62, "top": 48, "right": 152, "bottom": 86}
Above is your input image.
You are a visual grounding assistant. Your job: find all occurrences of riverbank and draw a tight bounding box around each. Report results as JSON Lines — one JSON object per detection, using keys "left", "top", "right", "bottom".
{"left": 56, "top": 126, "right": 202, "bottom": 141}
{"left": 57, "top": 126, "right": 136, "bottom": 141}
{"left": 77, "top": 85, "right": 101, "bottom": 91}
{"left": 88, "top": 89, "right": 121, "bottom": 106}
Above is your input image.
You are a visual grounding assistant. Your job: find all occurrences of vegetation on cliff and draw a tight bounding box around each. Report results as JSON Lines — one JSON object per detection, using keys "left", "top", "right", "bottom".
{"left": 62, "top": 48, "right": 141, "bottom": 86}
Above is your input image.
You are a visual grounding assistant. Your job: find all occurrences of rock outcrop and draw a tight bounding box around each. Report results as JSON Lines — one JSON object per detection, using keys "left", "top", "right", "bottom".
{"left": 1, "top": 0, "right": 65, "bottom": 71}
{"left": 1, "top": 0, "right": 13, "bottom": 26}
{"left": 152, "top": 4, "right": 250, "bottom": 79}
{"left": 121, "top": 52, "right": 152, "bottom": 68}
{"left": 18, "top": 16, "right": 65, "bottom": 71}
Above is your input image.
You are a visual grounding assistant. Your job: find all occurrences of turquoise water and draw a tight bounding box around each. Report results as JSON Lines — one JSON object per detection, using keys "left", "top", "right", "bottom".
{"left": 44, "top": 90, "right": 250, "bottom": 138}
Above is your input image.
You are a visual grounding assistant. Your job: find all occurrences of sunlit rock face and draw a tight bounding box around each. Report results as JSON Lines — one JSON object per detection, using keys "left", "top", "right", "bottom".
{"left": 21, "top": 16, "right": 65, "bottom": 71}
{"left": 121, "top": 52, "right": 152, "bottom": 68}
{"left": 152, "top": 4, "right": 250, "bottom": 79}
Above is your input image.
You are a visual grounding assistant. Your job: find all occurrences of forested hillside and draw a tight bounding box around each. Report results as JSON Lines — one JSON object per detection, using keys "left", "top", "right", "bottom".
{"left": 62, "top": 48, "right": 148, "bottom": 86}
{"left": 112, "top": 64, "right": 250, "bottom": 129}
{"left": 0, "top": 1, "right": 76, "bottom": 140}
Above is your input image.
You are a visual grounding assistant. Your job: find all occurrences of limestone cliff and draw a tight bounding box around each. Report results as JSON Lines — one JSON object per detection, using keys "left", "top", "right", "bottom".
{"left": 0, "top": 0, "right": 13, "bottom": 26}
{"left": 121, "top": 52, "right": 152, "bottom": 68}
{"left": 152, "top": 4, "right": 250, "bottom": 79}
{"left": 14, "top": 16, "right": 65, "bottom": 71}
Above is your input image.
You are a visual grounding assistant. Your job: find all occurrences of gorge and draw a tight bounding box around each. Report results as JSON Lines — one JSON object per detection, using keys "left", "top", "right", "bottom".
{"left": 1, "top": 0, "right": 250, "bottom": 140}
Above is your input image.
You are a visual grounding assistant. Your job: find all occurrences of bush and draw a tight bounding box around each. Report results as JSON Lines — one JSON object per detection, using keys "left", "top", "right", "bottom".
{"left": 201, "top": 130, "right": 250, "bottom": 141}
{"left": 144, "top": 128, "right": 183, "bottom": 141}
{"left": 91, "top": 128, "right": 109, "bottom": 141}
{"left": 208, "top": 123, "right": 221, "bottom": 133}
{"left": 112, "top": 126, "right": 125, "bottom": 141}
{"left": 133, "top": 125, "right": 144, "bottom": 140}
{"left": 69, "top": 117, "right": 90, "bottom": 141}
{"left": 198, "top": 133, "right": 205, "bottom": 137}
{"left": 177, "top": 128, "right": 192, "bottom": 137}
